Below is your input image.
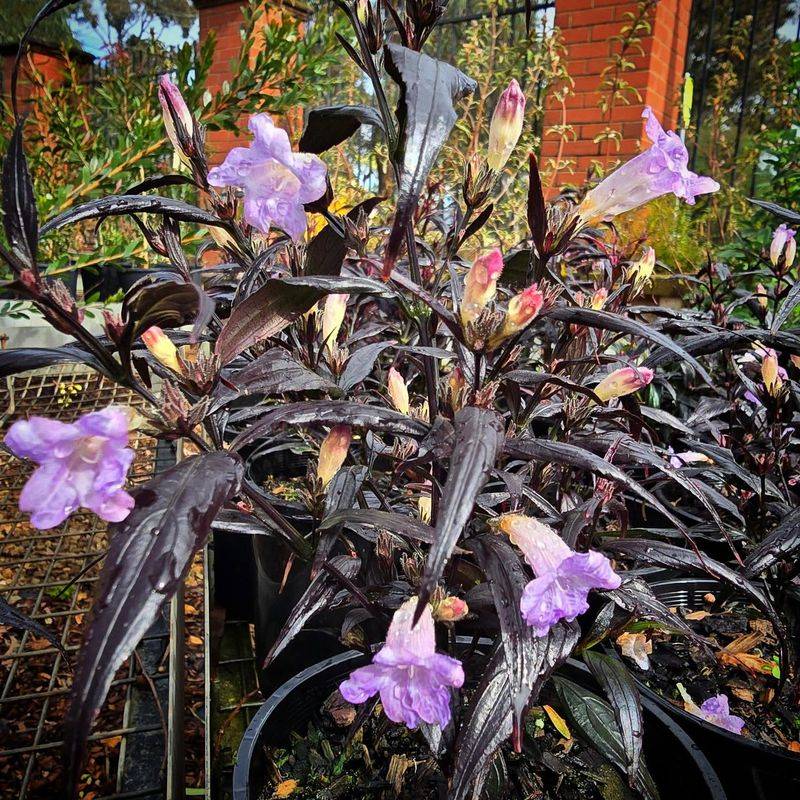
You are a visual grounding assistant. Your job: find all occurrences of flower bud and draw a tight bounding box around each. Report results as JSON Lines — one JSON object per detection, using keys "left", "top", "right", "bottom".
{"left": 487, "top": 79, "right": 526, "bottom": 172}
{"left": 317, "top": 425, "right": 351, "bottom": 487}
{"left": 761, "top": 350, "right": 783, "bottom": 397}
{"left": 770, "top": 224, "right": 796, "bottom": 267}
{"left": 387, "top": 366, "right": 410, "bottom": 414}
{"left": 434, "top": 595, "right": 469, "bottom": 622}
{"left": 142, "top": 326, "right": 182, "bottom": 373}
{"left": 594, "top": 366, "right": 654, "bottom": 402}
{"left": 158, "top": 74, "right": 194, "bottom": 165}
{"left": 418, "top": 491, "right": 432, "bottom": 524}
{"left": 460, "top": 249, "right": 504, "bottom": 326}
{"left": 629, "top": 246, "right": 655, "bottom": 294}
{"left": 321, "top": 293, "right": 348, "bottom": 352}
{"left": 756, "top": 283, "right": 768, "bottom": 310}
{"left": 494, "top": 283, "right": 544, "bottom": 343}
{"left": 590, "top": 288, "right": 608, "bottom": 310}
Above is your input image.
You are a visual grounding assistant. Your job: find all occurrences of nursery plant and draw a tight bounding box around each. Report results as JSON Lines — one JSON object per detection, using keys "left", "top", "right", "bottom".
{"left": 1, "top": 0, "right": 799, "bottom": 798}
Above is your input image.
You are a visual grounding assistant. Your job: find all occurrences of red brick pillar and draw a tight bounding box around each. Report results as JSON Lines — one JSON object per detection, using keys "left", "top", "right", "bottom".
{"left": 196, "top": 0, "right": 306, "bottom": 164}
{"left": 541, "top": 0, "right": 692, "bottom": 185}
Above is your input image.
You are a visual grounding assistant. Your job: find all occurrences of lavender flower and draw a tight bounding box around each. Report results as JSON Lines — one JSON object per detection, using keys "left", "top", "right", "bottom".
{"left": 770, "top": 224, "right": 796, "bottom": 267}
{"left": 577, "top": 107, "right": 719, "bottom": 223}
{"left": 499, "top": 515, "right": 621, "bottom": 636}
{"left": 5, "top": 407, "right": 135, "bottom": 529}
{"left": 207, "top": 114, "right": 327, "bottom": 240}
{"left": 339, "top": 598, "right": 464, "bottom": 728}
{"left": 697, "top": 695, "right": 746, "bottom": 734}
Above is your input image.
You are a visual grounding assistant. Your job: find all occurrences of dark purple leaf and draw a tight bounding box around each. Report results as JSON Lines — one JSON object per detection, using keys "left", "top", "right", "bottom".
{"left": 319, "top": 508, "right": 436, "bottom": 545}
{"left": 122, "top": 278, "right": 204, "bottom": 341}
{"left": 2, "top": 118, "right": 38, "bottom": 267}
{"left": 264, "top": 555, "right": 360, "bottom": 667}
{"left": 543, "top": 304, "right": 713, "bottom": 384}
{"left": 216, "top": 275, "right": 392, "bottom": 365}
{"left": 603, "top": 577, "right": 701, "bottom": 641}
{"left": 504, "top": 438, "right": 689, "bottom": 536}
{"left": 583, "top": 649, "right": 643, "bottom": 782}
{"left": 382, "top": 44, "right": 476, "bottom": 276}
{"left": 469, "top": 534, "right": 536, "bottom": 745}
{"left": 299, "top": 105, "right": 385, "bottom": 153}
{"left": 0, "top": 345, "right": 106, "bottom": 379}
{"left": 527, "top": 153, "right": 546, "bottom": 257}
{"left": 0, "top": 595, "right": 66, "bottom": 658}
{"left": 218, "top": 348, "right": 335, "bottom": 408}
{"left": 339, "top": 340, "right": 397, "bottom": 391}
{"left": 64, "top": 451, "right": 242, "bottom": 795}
{"left": 502, "top": 248, "right": 532, "bottom": 291}
{"left": 605, "top": 539, "right": 786, "bottom": 659}
{"left": 472, "top": 534, "right": 583, "bottom": 750}
{"left": 230, "top": 400, "right": 428, "bottom": 451}
{"left": 417, "top": 407, "right": 504, "bottom": 616}
{"left": 41, "top": 194, "right": 231, "bottom": 235}
{"left": 304, "top": 196, "right": 383, "bottom": 276}
{"left": 460, "top": 203, "right": 494, "bottom": 246}
{"left": 504, "top": 369, "right": 602, "bottom": 403}
{"left": 451, "top": 623, "right": 579, "bottom": 800}
{"left": 450, "top": 647, "right": 512, "bottom": 800}
{"left": 554, "top": 676, "right": 658, "bottom": 800}
{"left": 389, "top": 269, "right": 464, "bottom": 341}
{"left": 745, "top": 506, "right": 800, "bottom": 575}
{"left": 124, "top": 173, "right": 195, "bottom": 195}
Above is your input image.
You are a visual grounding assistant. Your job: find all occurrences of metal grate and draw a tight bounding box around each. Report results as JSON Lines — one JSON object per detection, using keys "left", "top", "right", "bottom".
{"left": 0, "top": 366, "right": 175, "bottom": 800}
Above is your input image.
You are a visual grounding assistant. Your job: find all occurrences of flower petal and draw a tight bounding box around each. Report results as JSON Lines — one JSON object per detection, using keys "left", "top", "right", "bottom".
{"left": 5, "top": 417, "right": 80, "bottom": 462}
{"left": 20, "top": 461, "right": 78, "bottom": 529}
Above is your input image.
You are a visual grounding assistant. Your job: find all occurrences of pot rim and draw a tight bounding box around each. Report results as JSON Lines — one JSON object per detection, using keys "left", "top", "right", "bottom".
{"left": 233, "top": 647, "right": 727, "bottom": 800}
{"left": 641, "top": 571, "right": 800, "bottom": 764}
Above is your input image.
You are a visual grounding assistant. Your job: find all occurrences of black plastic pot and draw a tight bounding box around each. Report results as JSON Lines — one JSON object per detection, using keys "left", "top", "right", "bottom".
{"left": 641, "top": 572, "right": 800, "bottom": 800}
{"left": 233, "top": 649, "right": 727, "bottom": 800}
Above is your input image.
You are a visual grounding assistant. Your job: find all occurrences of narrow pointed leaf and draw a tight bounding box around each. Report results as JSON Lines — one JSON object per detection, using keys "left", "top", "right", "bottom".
{"left": 2, "top": 118, "right": 38, "bottom": 266}
{"left": 41, "top": 194, "right": 230, "bottom": 235}
{"left": 339, "top": 340, "right": 397, "bottom": 391}
{"left": 230, "top": 400, "right": 428, "bottom": 451}
{"left": 745, "top": 506, "right": 800, "bottom": 575}
{"left": 319, "top": 508, "right": 436, "bottom": 545}
{"left": 583, "top": 649, "right": 643, "bottom": 782}
{"left": 0, "top": 595, "right": 65, "bottom": 657}
{"left": 554, "top": 676, "right": 659, "bottom": 800}
{"left": 417, "top": 407, "right": 504, "bottom": 614}
{"left": 0, "top": 346, "right": 106, "bottom": 378}
{"left": 264, "top": 555, "right": 360, "bottom": 667}
{"left": 64, "top": 452, "right": 242, "bottom": 795}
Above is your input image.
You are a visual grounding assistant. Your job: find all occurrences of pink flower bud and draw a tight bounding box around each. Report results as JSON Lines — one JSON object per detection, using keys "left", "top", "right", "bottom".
{"left": 142, "top": 326, "right": 182, "bottom": 373}
{"left": 756, "top": 283, "right": 768, "bottom": 310}
{"left": 460, "top": 249, "right": 504, "bottom": 326}
{"left": 594, "top": 366, "right": 654, "bottom": 402}
{"left": 322, "top": 293, "right": 348, "bottom": 351}
{"left": 317, "top": 425, "right": 351, "bottom": 487}
{"left": 158, "top": 74, "right": 194, "bottom": 163}
{"left": 487, "top": 79, "right": 526, "bottom": 172}
{"left": 770, "top": 224, "right": 796, "bottom": 267}
{"left": 496, "top": 283, "right": 544, "bottom": 341}
{"left": 435, "top": 595, "right": 469, "bottom": 622}
{"left": 761, "top": 349, "right": 783, "bottom": 397}
{"left": 387, "top": 366, "right": 410, "bottom": 414}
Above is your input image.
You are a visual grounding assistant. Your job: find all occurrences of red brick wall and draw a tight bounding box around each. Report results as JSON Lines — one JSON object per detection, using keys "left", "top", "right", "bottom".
{"left": 1, "top": 49, "right": 68, "bottom": 110}
{"left": 541, "top": 0, "right": 692, "bottom": 185}
{"left": 197, "top": 0, "right": 303, "bottom": 164}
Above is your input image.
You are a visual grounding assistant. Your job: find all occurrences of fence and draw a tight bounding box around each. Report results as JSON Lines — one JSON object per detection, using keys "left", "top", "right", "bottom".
{"left": 686, "top": 0, "right": 800, "bottom": 192}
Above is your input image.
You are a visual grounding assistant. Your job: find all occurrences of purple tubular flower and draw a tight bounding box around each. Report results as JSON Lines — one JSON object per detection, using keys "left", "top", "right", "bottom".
{"left": 578, "top": 107, "right": 719, "bottom": 222}
{"left": 499, "top": 515, "right": 621, "bottom": 637}
{"left": 698, "top": 695, "right": 746, "bottom": 735}
{"left": 5, "top": 407, "right": 135, "bottom": 529}
{"left": 207, "top": 114, "right": 327, "bottom": 241}
{"left": 339, "top": 598, "right": 464, "bottom": 729}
